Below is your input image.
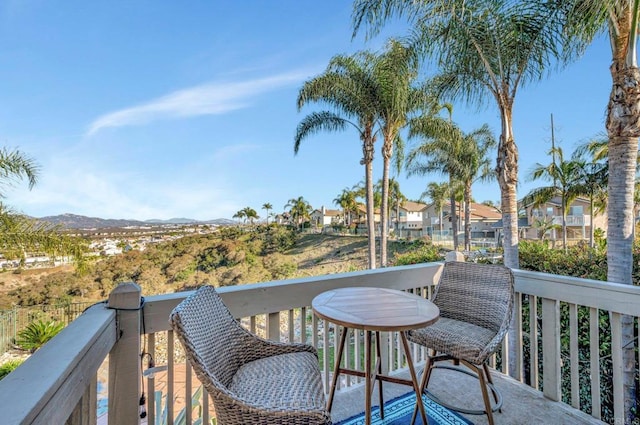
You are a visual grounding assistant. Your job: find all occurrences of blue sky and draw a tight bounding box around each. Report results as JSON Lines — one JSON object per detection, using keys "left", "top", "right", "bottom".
{"left": 0, "top": 1, "right": 612, "bottom": 220}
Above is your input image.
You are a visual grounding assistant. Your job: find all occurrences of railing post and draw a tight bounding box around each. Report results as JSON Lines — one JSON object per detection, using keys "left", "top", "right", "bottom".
{"left": 445, "top": 251, "right": 465, "bottom": 262}
{"left": 107, "top": 282, "right": 142, "bottom": 425}
{"left": 541, "top": 297, "right": 561, "bottom": 401}
{"left": 267, "top": 312, "right": 280, "bottom": 341}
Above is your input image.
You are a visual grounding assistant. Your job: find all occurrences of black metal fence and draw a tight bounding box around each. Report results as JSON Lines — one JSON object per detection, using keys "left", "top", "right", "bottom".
{"left": 0, "top": 302, "right": 97, "bottom": 354}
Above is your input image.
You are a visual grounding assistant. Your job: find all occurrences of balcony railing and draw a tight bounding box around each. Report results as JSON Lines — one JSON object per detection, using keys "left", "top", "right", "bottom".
{"left": 0, "top": 260, "right": 638, "bottom": 424}
{"left": 552, "top": 214, "right": 591, "bottom": 226}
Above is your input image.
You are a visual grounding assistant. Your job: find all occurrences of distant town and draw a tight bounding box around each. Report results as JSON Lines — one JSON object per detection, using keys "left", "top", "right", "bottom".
{"left": 1, "top": 217, "right": 230, "bottom": 270}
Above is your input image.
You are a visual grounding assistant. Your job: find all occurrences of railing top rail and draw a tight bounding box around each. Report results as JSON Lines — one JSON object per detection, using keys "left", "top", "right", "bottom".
{"left": 0, "top": 303, "right": 116, "bottom": 424}
{"left": 142, "top": 262, "right": 444, "bottom": 334}
{"left": 514, "top": 268, "right": 640, "bottom": 315}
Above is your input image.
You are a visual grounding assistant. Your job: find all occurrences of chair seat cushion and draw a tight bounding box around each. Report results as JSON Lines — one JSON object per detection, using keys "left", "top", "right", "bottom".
{"left": 407, "top": 317, "right": 496, "bottom": 364}
{"left": 230, "top": 351, "right": 326, "bottom": 411}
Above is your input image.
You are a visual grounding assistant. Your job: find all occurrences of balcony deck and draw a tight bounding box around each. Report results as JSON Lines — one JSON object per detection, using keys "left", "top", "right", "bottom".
{"left": 0, "top": 259, "right": 637, "bottom": 424}
{"left": 331, "top": 367, "right": 602, "bottom": 424}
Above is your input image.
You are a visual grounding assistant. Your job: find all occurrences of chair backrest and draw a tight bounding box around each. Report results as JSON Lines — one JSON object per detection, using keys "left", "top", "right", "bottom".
{"left": 433, "top": 261, "right": 514, "bottom": 334}
{"left": 169, "top": 286, "right": 247, "bottom": 393}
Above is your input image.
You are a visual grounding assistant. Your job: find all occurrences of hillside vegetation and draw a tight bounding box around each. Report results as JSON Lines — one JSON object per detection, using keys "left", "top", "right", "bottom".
{"left": 0, "top": 226, "right": 438, "bottom": 308}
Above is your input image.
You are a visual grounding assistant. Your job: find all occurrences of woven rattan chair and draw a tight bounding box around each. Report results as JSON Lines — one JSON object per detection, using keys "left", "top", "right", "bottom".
{"left": 169, "top": 286, "right": 332, "bottom": 425}
{"left": 407, "top": 261, "right": 514, "bottom": 425}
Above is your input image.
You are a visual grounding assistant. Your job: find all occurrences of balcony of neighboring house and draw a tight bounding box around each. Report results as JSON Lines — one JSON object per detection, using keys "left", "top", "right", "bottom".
{"left": 1, "top": 260, "right": 636, "bottom": 424}
{"left": 552, "top": 214, "right": 591, "bottom": 227}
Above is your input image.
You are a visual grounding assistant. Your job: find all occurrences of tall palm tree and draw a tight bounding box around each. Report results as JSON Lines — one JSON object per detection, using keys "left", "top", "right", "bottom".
{"left": 375, "top": 39, "right": 429, "bottom": 267}
{"left": 284, "top": 197, "right": 312, "bottom": 232}
{"left": 295, "top": 52, "right": 380, "bottom": 268}
{"left": 387, "top": 178, "right": 407, "bottom": 237}
{"left": 523, "top": 147, "right": 584, "bottom": 251}
{"left": 562, "top": 1, "right": 640, "bottom": 417}
{"left": 406, "top": 130, "right": 461, "bottom": 249}
{"left": 407, "top": 110, "right": 492, "bottom": 251}
{"left": 421, "top": 181, "right": 449, "bottom": 238}
{"left": 455, "top": 125, "right": 496, "bottom": 251}
{"left": 353, "top": 0, "right": 575, "bottom": 381}
{"left": 570, "top": 159, "right": 608, "bottom": 248}
{"left": 262, "top": 203, "right": 273, "bottom": 225}
{"left": 353, "top": 0, "right": 570, "bottom": 271}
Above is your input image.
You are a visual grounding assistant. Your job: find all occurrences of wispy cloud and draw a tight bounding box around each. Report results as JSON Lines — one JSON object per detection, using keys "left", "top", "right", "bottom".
{"left": 86, "top": 70, "right": 310, "bottom": 136}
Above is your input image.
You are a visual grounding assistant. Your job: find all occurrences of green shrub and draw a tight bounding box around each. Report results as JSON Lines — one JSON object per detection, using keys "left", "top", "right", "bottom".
{"left": 0, "top": 359, "right": 24, "bottom": 380}
{"left": 17, "top": 320, "right": 65, "bottom": 352}
{"left": 393, "top": 242, "right": 442, "bottom": 265}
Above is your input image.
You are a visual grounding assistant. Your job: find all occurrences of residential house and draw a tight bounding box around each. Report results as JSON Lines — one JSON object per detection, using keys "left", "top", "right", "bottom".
{"left": 353, "top": 204, "right": 381, "bottom": 233}
{"left": 519, "top": 195, "right": 606, "bottom": 242}
{"left": 274, "top": 212, "right": 291, "bottom": 226}
{"left": 389, "top": 201, "right": 428, "bottom": 236}
{"left": 422, "top": 201, "right": 501, "bottom": 238}
{"left": 310, "top": 206, "right": 342, "bottom": 228}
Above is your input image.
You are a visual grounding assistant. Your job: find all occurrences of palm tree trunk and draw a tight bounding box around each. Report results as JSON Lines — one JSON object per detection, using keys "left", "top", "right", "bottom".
{"left": 496, "top": 101, "right": 520, "bottom": 381}
{"left": 380, "top": 141, "right": 392, "bottom": 267}
{"left": 496, "top": 102, "right": 519, "bottom": 269}
{"left": 449, "top": 176, "right": 458, "bottom": 250}
{"left": 606, "top": 59, "right": 640, "bottom": 423}
{"left": 589, "top": 196, "right": 595, "bottom": 249}
{"left": 464, "top": 180, "right": 472, "bottom": 251}
{"left": 363, "top": 137, "right": 376, "bottom": 269}
{"left": 561, "top": 197, "right": 568, "bottom": 253}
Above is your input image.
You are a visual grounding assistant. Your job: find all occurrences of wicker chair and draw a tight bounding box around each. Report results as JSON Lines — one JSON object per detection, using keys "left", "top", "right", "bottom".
{"left": 169, "top": 286, "right": 332, "bottom": 425}
{"left": 407, "top": 261, "right": 514, "bottom": 425}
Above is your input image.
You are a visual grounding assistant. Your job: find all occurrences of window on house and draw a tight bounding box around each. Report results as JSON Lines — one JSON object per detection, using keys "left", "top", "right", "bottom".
{"left": 569, "top": 205, "right": 583, "bottom": 216}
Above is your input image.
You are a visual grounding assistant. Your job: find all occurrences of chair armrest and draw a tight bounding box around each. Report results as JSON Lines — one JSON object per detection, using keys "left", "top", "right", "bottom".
{"left": 235, "top": 324, "right": 318, "bottom": 365}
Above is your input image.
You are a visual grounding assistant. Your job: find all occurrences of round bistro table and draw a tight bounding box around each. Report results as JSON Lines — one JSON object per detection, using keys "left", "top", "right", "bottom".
{"left": 312, "top": 287, "right": 440, "bottom": 425}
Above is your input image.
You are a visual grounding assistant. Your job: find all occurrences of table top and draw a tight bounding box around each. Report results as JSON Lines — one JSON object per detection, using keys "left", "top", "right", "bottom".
{"left": 312, "top": 287, "right": 439, "bottom": 332}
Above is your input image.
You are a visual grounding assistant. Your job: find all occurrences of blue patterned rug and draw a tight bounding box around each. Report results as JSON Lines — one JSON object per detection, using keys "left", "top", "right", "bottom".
{"left": 335, "top": 392, "right": 474, "bottom": 425}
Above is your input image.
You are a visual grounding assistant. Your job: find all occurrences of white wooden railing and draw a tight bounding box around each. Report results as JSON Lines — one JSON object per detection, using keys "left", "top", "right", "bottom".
{"left": 553, "top": 214, "right": 591, "bottom": 226}
{"left": 0, "top": 260, "right": 638, "bottom": 424}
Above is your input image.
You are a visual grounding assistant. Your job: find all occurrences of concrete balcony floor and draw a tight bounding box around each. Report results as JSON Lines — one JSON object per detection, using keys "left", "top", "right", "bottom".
{"left": 330, "top": 366, "right": 603, "bottom": 424}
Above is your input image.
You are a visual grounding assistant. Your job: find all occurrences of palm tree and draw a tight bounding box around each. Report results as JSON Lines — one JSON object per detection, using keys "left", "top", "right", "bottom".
{"left": 353, "top": 0, "right": 582, "bottom": 381}
{"left": 232, "top": 210, "right": 246, "bottom": 224}
{"left": 562, "top": 2, "right": 640, "bottom": 417}
{"left": 284, "top": 197, "right": 312, "bottom": 232}
{"left": 533, "top": 216, "right": 561, "bottom": 241}
{"left": 295, "top": 52, "right": 380, "bottom": 268}
{"left": 421, "top": 182, "right": 449, "bottom": 239}
{"left": 333, "top": 188, "right": 358, "bottom": 227}
{"left": 375, "top": 39, "right": 429, "bottom": 267}
{"left": 241, "top": 207, "right": 259, "bottom": 225}
{"left": 353, "top": 0, "right": 570, "bottom": 272}
{"left": 387, "top": 178, "right": 407, "bottom": 237}
{"left": 406, "top": 138, "right": 461, "bottom": 249}
{"left": 0, "top": 149, "right": 86, "bottom": 267}
{"left": 455, "top": 125, "right": 496, "bottom": 251}
{"left": 407, "top": 110, "right": 493, "bottom": 251}
{"left": 523, "top": 147, "right": 584, "bottom": 251}
{"left": 262, "top": 203, "right": 273, "bottom": 225}
{"left": 571, "top": 159, "right": 608, "bottom": 249}
{"left": 0, "top": 148, "right": 39, "bottom": 194}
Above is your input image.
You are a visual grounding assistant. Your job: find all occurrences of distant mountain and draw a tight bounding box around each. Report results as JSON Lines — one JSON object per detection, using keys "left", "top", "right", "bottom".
{"left": 201, "top": 218, "right": 236, "bottom": 226}
{"left": 145, "top": 218, "right": 198, "bottom": 224}
{"left": 38, "top": 213, "right": 234, "bottom": 229}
